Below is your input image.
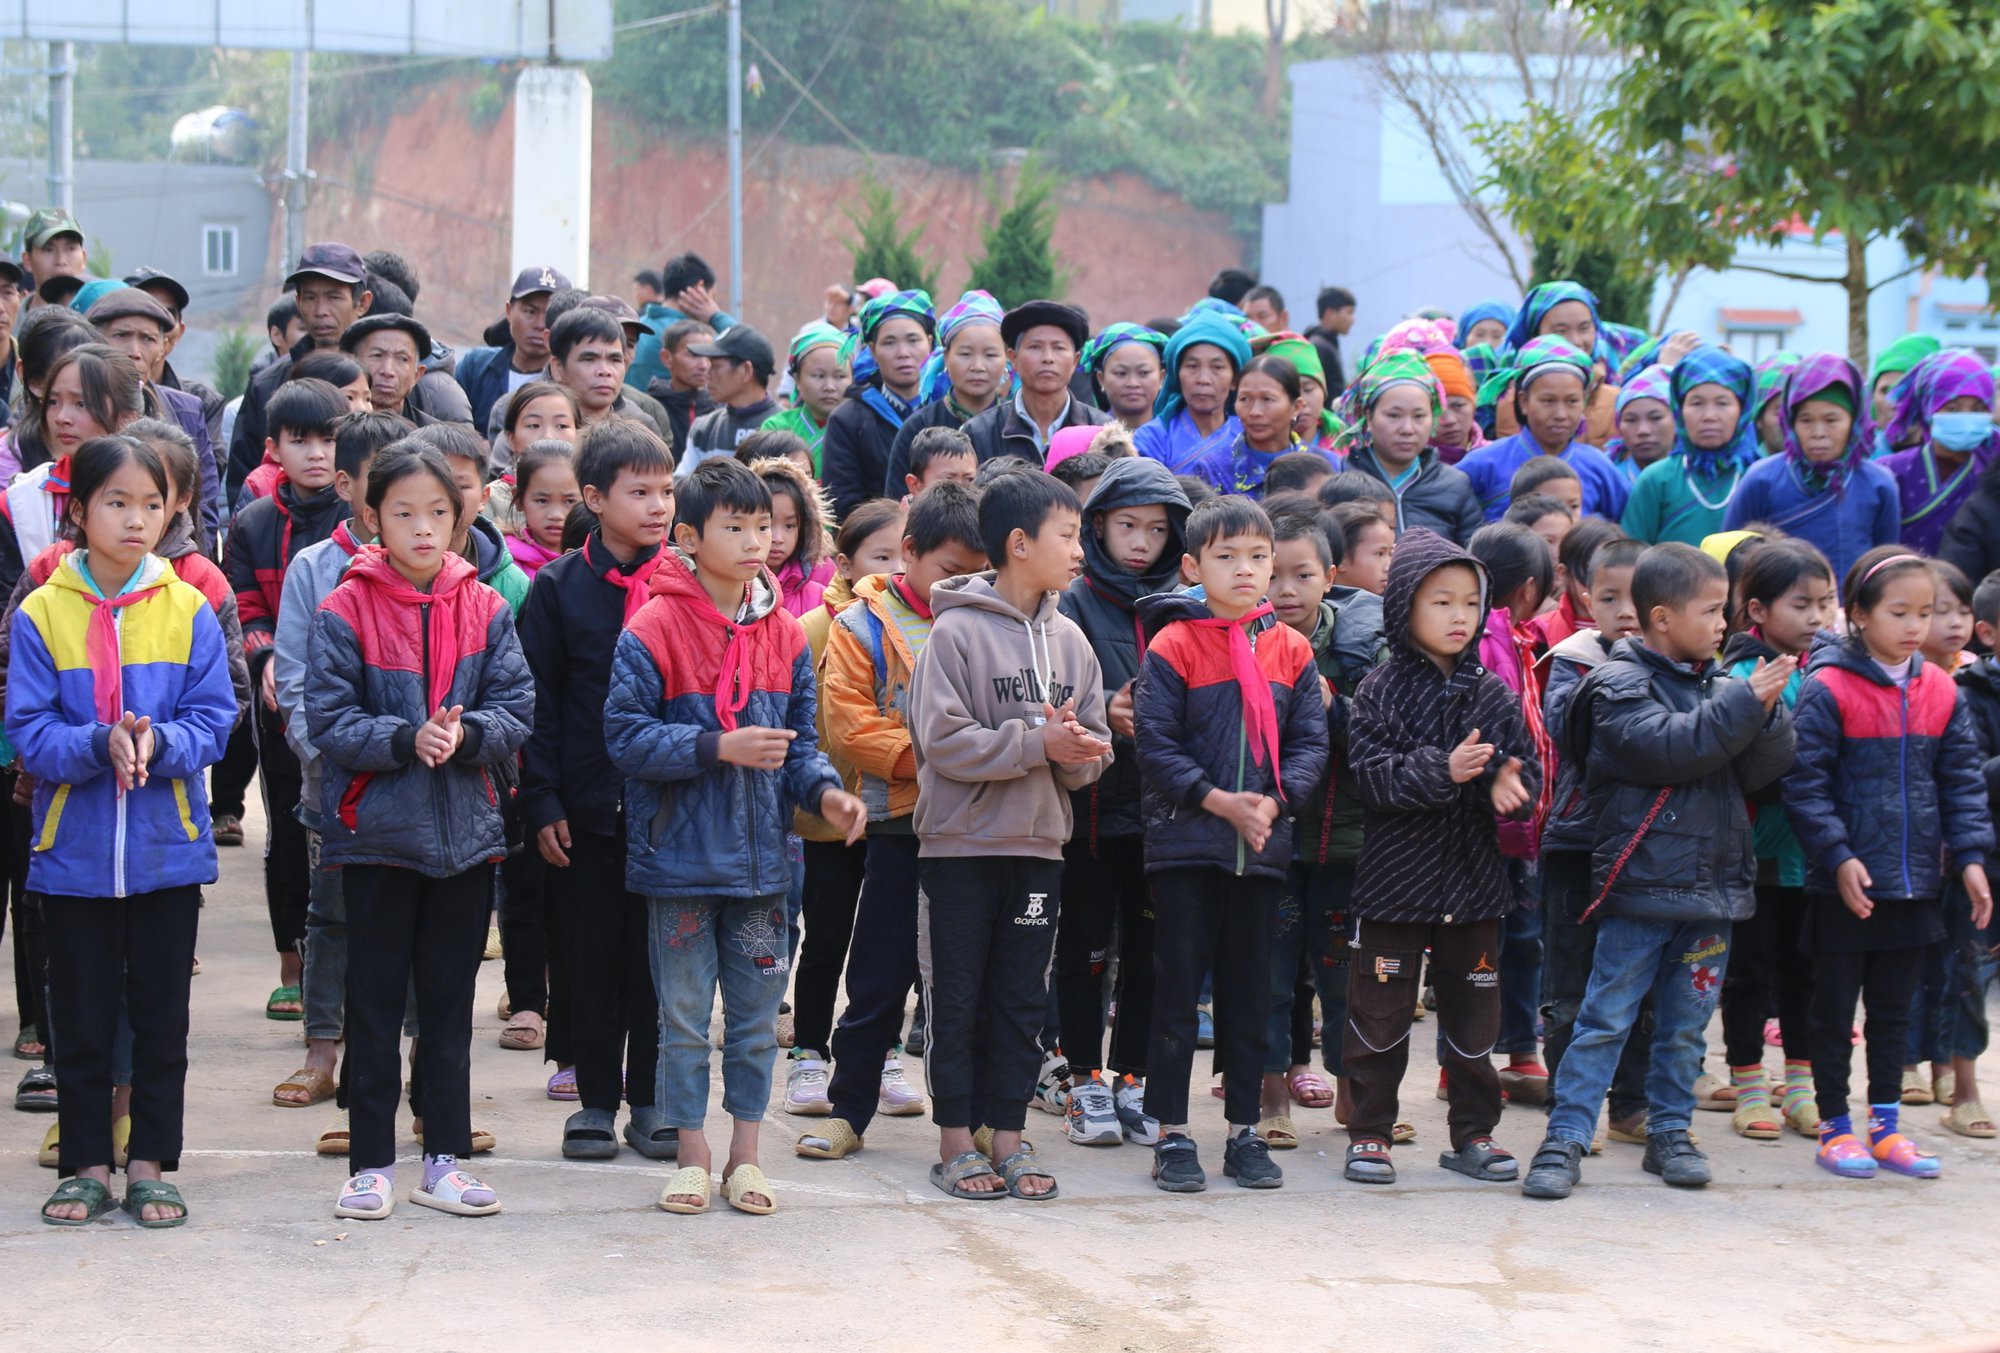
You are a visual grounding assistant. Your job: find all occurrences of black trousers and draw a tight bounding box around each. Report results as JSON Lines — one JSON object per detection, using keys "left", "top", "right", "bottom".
{"left": 558, "top": 832, "right": 657, "bottom": 1112}
{"left": 1540, "top": 850, "right": 1649, "bottom": 1120}
{"left": 1055, "top": 835, "right": 1154, "bottom": 1078}
{"left": 794, "top": 837, "right": 869, "bottom": 1061}
{"left": 1722, "top": 883, "right": 1814, "bottom": 1067}
{"left": 917, "top": 854, "right": 1062, "bottom": 1133}
{"left": 1147, "top": 867, "right": 1282, "bottom": 1130}
{"left": 2, "top": 784, "right": 46, "bottom": 1040}
{"left": 43, "top": 886, "right": 201, "bottom": 1175}
{"left": 1346, "top": 916, "right": 1504, "bottom": 1150}
{"left": 829, "top": 834, "right": 922, "bottom": 1129}
{"left": 209, "top": 714, "right": 257, "bottom": 820}
{"left": 499, "top": 799, "right": 550, "bottom": 1021}
{"left": 1811, "top": 939, "right": 1925, "bottom": 1123}
{"left": 250, "top": 696, "right": 309, "bottom": 955}
{"left": 344, "top": 863, "right": 492, "bottom": 1170}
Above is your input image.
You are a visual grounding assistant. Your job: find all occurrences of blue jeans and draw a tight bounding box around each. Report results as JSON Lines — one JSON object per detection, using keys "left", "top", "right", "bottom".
{"left": 1495, "top": 864, "right": 1543, "bottom": 1056}
{"left": 1264, "top": 860, "right": 1351, "bottom": 1076}
{"left": 1547, "top": 916, "right": 1730, "bottom": 1147}
{"left": 298, "top": 807, "right": 348, "bottom": 1044}
{"left": 648, "top": 893, "right": 789, "bottom": 1128}
{"left": 784, "top": 832, "right": 805, "bottom": 968}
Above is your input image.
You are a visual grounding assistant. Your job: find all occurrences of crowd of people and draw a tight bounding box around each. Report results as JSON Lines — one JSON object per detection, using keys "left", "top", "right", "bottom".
{"left": 0, "top": 206, "right": 1996, "bottom": 1227}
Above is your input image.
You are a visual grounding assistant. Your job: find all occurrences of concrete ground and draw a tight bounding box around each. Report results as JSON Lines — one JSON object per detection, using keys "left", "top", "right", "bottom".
{"left": 3, "top": 801, "right": 1999, "bottom": 1353}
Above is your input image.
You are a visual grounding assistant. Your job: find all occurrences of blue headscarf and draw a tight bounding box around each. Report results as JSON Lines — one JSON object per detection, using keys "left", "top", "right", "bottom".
{"left": 1153, "top": 317, "right": 1253, "bottom": 426}
{"left": 1455, "top": 300, "right": 1515, "bottom": 351}
{"left": 840, "top": 287, "right": 935, "bottom": 392}
{"left": 1668, "top": 346, "right": 1759, "bottom": 478}
{"left": 1505, "top": 281, "right": 1607, "bottom": 363}
{"left": 915, "top": 289, "right": 1005, "bottom": 404}
{"left": 1180, "top": 296, "right": 1266, "bottom": 340}
{"left": 1081, "top": 322, "right": 1167, "bottom": 375}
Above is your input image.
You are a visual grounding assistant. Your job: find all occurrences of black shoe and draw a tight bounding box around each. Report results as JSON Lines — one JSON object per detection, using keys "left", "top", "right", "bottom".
{"left": 1223, "top": 1131, "right": 1284, "bottom": 1188}
{"left": 1152, "top": 1132, "right": 1206, "bottom": 1193}
{"left": 1642, "top": 1129, "right": 1711, "bottom": 1187}
{"left": 905, "top": 1020, "right": 927, "bottom": 1058}
{"left": 1521, "top": 1137, "right": 1584, "bottom": 1199}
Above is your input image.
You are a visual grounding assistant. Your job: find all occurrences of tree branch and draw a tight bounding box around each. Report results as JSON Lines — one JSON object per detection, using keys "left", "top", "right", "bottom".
{"left": 1864, "top": 261, "right": 1925, "bottom": 294}
{"left": 1726, "top": 262, "right": 1839, "bottom": 284}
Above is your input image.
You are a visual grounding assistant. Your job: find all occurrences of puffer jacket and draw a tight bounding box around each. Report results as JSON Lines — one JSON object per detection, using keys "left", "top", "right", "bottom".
{"left": 1956, "top": 656, "right": 2000, "bottom": 817}
{"left": 305, "top": 549, "right": 534, "bottom": 878}
{"left": 6, "top": 552, "right": 236, "bottom": 898}
{"left": 1348, "top": 529, "right": 1540, "bottom": 923}
{"left": 605, "top": 549, "right": 841, "bottom": 899}
{"left": 1782, "top": 638, "right": 1990, "bottom": 901}
{"left": 1132, "top": 591, "right": 1329, "bottom": 879}
{"left": 1539, "top": 627, "right": 1613, "bottom": 855}
{"left": 224, "top": 478, "right": 352, "bottom": 668}
{"left": 1568, "top": 638, "right": 1795, "bottom": 923}
{"left": 1059, "top": 458, "right": 1192, "bottom": 843}
{"left": 821, "top": 572, "right": 924, "bottom": 823}
{"left": 1342, "top": 444, "right": 1483, "bottom": 545}
{"left": 1292, "top": 589, "right": 1387, "bottom": 866}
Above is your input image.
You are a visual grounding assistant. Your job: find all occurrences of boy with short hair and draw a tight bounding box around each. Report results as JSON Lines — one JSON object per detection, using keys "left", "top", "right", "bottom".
{"left": 1328, "top": 502, "right": 1394, "bottom": 597}
{"left": 1508, "top": 455, "right": 1584, "bottom": 517}
{"left": 521, "top": 420, "right": 682, "bottom": 1162}
{"left": 792, "top": 482, "right": 988, "bottom": 1155}
{"left": 908, "top": 472, "right": 1113, "bottom": 1199}
{"left": 1342, "top": 528, "right": 1541, "bottom": 1188}
{"left": 1523, "top": 542, "right": 1795, "bottom": 1199}
{"left": 903, "top": 427, "right": 979, "bottom": 500}
{"left": 225, "top": 376, "right": 354, "bottom": 1020}
{"left": 1264, "top": 450, "right": 1337, "bottom": 499}
{"left": 1135, "top": 497, "right": 1330, "bottom": 1193}
{"left": 607, "top": 457, "right": 865, "bottom": 1215}
{"left": 409, "top": 424, "right": 530, "bottom": 615}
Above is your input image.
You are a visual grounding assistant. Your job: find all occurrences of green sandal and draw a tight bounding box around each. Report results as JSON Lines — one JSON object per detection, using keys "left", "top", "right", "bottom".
{"left": 266, "top": 986, "right": 304, "bottom": 1021}
{"left": 41, "top": 1176, "right": 115, "bottom": 1226}
{"left": 121, "top": 1179, "right": 188, "bottom": 1228}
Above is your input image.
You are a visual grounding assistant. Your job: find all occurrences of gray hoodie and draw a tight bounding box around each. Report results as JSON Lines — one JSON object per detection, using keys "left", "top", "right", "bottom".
{"left": 908, "top": 572, "right": 1112, "bottom": 861}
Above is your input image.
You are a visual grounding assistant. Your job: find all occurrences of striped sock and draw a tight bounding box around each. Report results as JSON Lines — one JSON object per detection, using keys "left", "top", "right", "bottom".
{"left": 1781, "top": 1062, "right": 1814, "bottom": 1113}
{"left": 1730, "top": 1064, "right": 1768, "bottom": 1101}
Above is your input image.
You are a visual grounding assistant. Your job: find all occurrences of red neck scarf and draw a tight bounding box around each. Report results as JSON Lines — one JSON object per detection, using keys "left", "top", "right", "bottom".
{"left": 588, "top": 535, "right": 666, "bottom": 625}
{"left": 889, "top": 574, "right": 932, "bottom": 620}
{"left": 352, "top": 551, "right": 471, "bottom": 710}
{"left": 79, "top": 572, "right": 166, "bottom": 723}
{"left": 1187, "top": 602, "right": 1284, "bottom": 795}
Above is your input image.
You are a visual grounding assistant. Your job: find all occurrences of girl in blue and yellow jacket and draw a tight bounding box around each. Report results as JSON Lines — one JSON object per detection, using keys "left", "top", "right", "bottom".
{"left": 6, "top": 433, "right": 235, "bottom": 1228}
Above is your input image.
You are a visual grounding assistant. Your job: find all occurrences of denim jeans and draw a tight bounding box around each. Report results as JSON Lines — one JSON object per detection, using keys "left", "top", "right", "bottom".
{"left": 298, "top": 807, "right": 348, "bottom": 1044}
{"left": 1547, "top": 916, "right": 1730, "bottom": 1147}
{"left": 785, "top": 833, "right": 806, "bottom": 967}
{"left": 1264, "top": 860, "right": 1351, "bottom": 1076}
{"left": 648, "top": 893, "right": 789, "bottom": 1128}
{"left": 1943, "top": 879, "right": 1994, "bottom": 1061}
{"left": 1495, "top": 864, "right": 1544, "bottom": 1056}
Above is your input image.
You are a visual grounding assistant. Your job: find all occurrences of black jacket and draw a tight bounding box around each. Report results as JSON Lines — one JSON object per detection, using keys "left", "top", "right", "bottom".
{"left": 517, "top": 530, "right": 663, "bottom": 836}
{"left": 228, "top": 335, "right": 313, "bottom": 508}
{"left": 1957, "top": 657, "right": 2000, "bottom": 816}
{"left": 1304, "top": 324, "right": 1346, "bottom": 397}
{"left": 1058, "top": 459, "right": 1192, "bottom": 842}
{"left": 1940, "top": 458, "right": 2000, "bottom": 610}
{"left": 1568, "top": 638, "right": 1794, "bottom": 923}
{"left": 1343, "top": 445, "right": 1483, "bottom": 545}
{"left": 645, "top": 378, "right": 714, "bottom": 456}
{"left": 1348, "top": 529, "right": 1541, "bottom": 924}
{"left": 821, "top": 381, "right": 912, "bottom": 522}
{"left": 882, "top": 399, "right": 970, "bottom": 496}
{"left": 962, "top": 395, "right": 1109, "bottom": 470}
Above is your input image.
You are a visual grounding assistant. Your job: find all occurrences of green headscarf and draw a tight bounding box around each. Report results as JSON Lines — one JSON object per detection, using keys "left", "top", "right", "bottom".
{"left": 1868, "top": 333, "right": 1942, "bottom": 389}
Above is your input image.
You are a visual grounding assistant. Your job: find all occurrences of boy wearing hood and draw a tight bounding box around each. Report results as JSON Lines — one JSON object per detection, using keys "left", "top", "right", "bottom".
{"left": 908, "top": 473, "right": 1113, "bottom": 1200}
{"left": 1052, "top": 458, "right": 1192, "bottom": 1148}
{"left": 1135, "top": 496, "right": 1331, "bottom": 1193}
{"left": 1342, "top": 528, "right": 1540, "bottom": 1188}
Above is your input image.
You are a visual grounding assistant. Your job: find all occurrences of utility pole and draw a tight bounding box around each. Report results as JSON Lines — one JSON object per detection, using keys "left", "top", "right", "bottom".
{"left": 284, "top": 47, "right": 310, "bottom": 269}
{"left": 46, "top": 41, "right": 72, "bottom": 212}
{"left": 727, "top": 0, "right": 743, "bottom": 318}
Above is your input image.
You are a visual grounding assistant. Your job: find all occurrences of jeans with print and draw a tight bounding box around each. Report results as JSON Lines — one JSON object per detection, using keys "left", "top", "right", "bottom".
{"left": 648, "top": 892, "right": 789, "bottom": 1127}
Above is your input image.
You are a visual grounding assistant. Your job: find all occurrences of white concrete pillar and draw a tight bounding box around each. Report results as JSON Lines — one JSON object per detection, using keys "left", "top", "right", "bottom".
{"left": 512, "top": 65, "right": 592, "bottom": 287}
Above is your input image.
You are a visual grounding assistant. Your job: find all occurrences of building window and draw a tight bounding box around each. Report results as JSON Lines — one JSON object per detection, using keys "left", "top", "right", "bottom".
{"left": 1724, "top": 328, "right": 1790, "bottom": 362}
{"left": 202, "top": 224, "right": 237, "bottom": 277}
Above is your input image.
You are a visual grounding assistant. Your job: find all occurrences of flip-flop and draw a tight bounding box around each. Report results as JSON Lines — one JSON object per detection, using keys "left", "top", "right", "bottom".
{"left": 930, "top": 1150, "right": 1006, "bottom": 1200}
{"left": 121, "top": 1179, "right": 188, "bottom": 1228}
{"left": 265, "top": 986, "right": 304, "bottom": 1021}
{"left": 41, "top": 1176, "right": 115, "bottom": 1227}
{"left": 994, "top": 1147, "right": 1058, "bottom": 1201}
{"left": 272, "top": 1066, "right": 336, "bottom": 1108}
{"left": 562, "top": 1107, "right": 620, "bottom": 1160}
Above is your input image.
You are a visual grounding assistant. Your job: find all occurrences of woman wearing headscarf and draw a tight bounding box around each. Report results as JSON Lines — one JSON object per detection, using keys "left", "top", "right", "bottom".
{"left": 1262, "top": 331, "right": 1343, "bottom": 457}
{"left": 1332, "top": 350, "right": 1482, "bottom": 543}
{"left": 818, "top": 289, "right": 934, "bottom": 520}
{"left": 1456, "top": 300, "right": 1514, "bottom": 353}
{"left": 1752, "top": 351, "right": 1804, "bottom": 457}
{"left": 1491, "top": 281, "right": 1622, "bottom": 446}
{"left": 764, "top": 322, "right": 848, "bottom": 471}
{"left": 1132, "top": 316, "right": 1250, "bottom": 473}
{"left": 1081, "top": 323, "right": 1167, "bottom": 432}
{"left": 1425, "top": 348, "right": 1481, "bottom": 464}
{"left": 1877, "top": 349, "right": 2000, "bottom": 554}
{"left": 1460, "top": 336, "right": 1630, "bottom": 520}
{"left": 1605, "top": 365, "right": 1673, "bottom": 481}
{"left": 1868, "top": 333, "right": 1943, "bottom": 433}
{"left": 1726, "top": 354, "right": 1900, "bottom": 579}
{"left": 881, "top": 290, "right": 1007, "bottom": 492}
{"left": 1621, "top": 347, "right": 1759, "bottom": 546}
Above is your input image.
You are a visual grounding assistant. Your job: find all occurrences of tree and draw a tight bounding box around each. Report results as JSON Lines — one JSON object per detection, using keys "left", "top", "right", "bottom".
{"left": 1529, "top": 238, "right": 1653, "bottom": 330}
{"left": 210, "top": 327, "right": 260, "bottom": 402}
{"left": 966, "top": 159, "right": 1067, "bottom": 308}
{"left": 842, "top": 175, "right": 940, "bottom": 297}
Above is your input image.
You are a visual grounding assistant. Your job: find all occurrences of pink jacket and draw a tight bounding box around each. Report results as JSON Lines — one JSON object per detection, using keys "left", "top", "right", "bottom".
{"left": 775, "top": 556, "right": 834, "bottom": 618}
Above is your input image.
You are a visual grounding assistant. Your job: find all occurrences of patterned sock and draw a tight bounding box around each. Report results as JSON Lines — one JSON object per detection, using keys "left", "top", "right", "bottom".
{"left": 1730, "top": 1064, "right": 1768, "bottom": 1100}
{"left": 1820, "top": 1113, "right": 1853, "bottom": 1144}
{"left": 1781, "top": 1061, "right": 1814, "bottom": 1113}
{"left": 423, "top": 1153, "right": 460, "bottom": 1192}
{"left": 1868, "top": 1103, "right": 1900, "bottom": 1145}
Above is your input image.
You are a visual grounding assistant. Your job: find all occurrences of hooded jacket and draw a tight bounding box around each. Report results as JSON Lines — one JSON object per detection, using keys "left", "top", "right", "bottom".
{"left": 1342, "top": 444, "right": 1483, "bottom": 545}
{"left": 7, "top": 552, "right": 237, "bottom": 898}
{"left": 821, "top": 572, "right": 927, "bottom": 824}
{"left": 464, "top": 513, "right": 530, "bottom": 616}
{"left": 1956, "top": 656, "right": 2000, "bottom": 819}
{"left": 605, "top": 549, "right": 842, "bottom": 898}
{"left": 223, "top": 479, "right": 352, "bottom": 668}
{"left": 907, "top": 572, "right": 1112, "bottom": 860}
{"left": 1782, "top": 639, "right": 1990, "bottom": 901}
{"left": 275, "top": 520, "right": 369, "bottom": 807}
{"left": 1133, "top": 590, "right": 1329, "bottom": 878}
{"left": 1058, "top": 459, "right": 1192, "bottom": 842}
{"left": 1293, "top": 589, "right": 1388, "bottom": 865}
{"left": 305, "top": 548, "right": 534, "bottom": 878}
{"left": 1348, "top": 529, "right": 1541, "bottom": 924}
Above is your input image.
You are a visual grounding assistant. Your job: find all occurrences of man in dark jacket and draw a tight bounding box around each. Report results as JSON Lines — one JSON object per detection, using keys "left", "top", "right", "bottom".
{"left": 680, "top": 325, "right": 779, "bottom": 471}
{"left": 451, "top": 265, "right": 572, "bottom": 436}
{"left": 1939, "top": 457, "right": 2000, "bottom": 616}
{"left": 961, "top": 301, "right": 1108, "bottom": 470}
{"left": 644, "top": 318, "right": 716, "bottom": 455}
{"left": 1526, "top": 542, "right": 1795, "bottom": 1199}
{"left": 127, "top": 267, "right": 227, "bottom": 445}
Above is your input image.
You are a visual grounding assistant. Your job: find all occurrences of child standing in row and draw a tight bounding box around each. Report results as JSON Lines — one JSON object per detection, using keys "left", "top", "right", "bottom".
{"left": 504, "top": 439, "right": 582, "bottom": 582}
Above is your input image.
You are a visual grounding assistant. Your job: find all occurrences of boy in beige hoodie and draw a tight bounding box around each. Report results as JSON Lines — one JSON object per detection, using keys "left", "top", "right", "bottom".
{"left": 908, "top": 472, "right": 1113, "bottom": 1201}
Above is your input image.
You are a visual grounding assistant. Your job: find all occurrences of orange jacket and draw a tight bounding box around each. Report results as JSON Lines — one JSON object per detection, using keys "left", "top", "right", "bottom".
{"left": 820, "top": 572, "right": 920, "bottom": 823}
{"left": 794, "top": 574, "right": 861, "bottom": 843}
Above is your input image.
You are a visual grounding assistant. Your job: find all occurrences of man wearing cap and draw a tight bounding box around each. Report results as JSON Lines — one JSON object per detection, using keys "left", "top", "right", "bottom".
{"left": 0, "top": 258, "right": 22, "bottom": 425}
{"left": 961, "top": 301, "right": 1107, "bottom": 466}
{"left": 341, "top": 314, "right": 438, "bottom": 424}
{"left": 228, "top": 243, "right": 374, "bottom": 507}
{"left": 454, "top": 265, "right": 572, "bottom": 434}
{"left": 88, "top": 285, "right": 224, "bottom": 539}
{"left": 679, "top": 325, "right": 779, "bottom": 472}
{"left": 581, "top": 294, "right": 675, "bottom": 441}
{"left": 19, "top": 207, "right": 86, "bottom": 311}
{"left": 626, "top": 251, "right": 735, "bottom": 393}
{"left": 126, "top": 266, "right": 229, "bottom": 446}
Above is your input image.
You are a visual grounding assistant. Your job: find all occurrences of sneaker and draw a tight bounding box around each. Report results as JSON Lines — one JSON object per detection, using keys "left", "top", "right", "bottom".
{"left": 1642, "top": 1128, "right": 1712, "bottom": 1187}
{"left": 1195, "top": 1006, "right": 1215, "bottom": 1049}
{"left": 1114, "top": 1076, "right": 1160, "bottom": 1146}
{"left": 1031, "top": 1050, "right": 1071, "bottom": 1116}
{"left": 213, "top": 813, "right": 244, "bottom": 846}
{"left": 783, "top": 1053, "right": 832, "bottom": 1116}
{"left": 1498, "top": 1060, "right": 1550, "bottom": 1107}
{"left": 1064, "top": 1073, "right": 1122, "bottom": 1146}
{"left": 1152, "top": 1132, "right": 1206, "bottom": 1192}
{"left": 878, "top": 1056, "right": 926, "bottom": 1116}
{"left": 1222, "top": 1131, "right": 1284, "bottom": 1188}
{"left": 1521, "top": 1137, "right": 1584, "bottom": 1199}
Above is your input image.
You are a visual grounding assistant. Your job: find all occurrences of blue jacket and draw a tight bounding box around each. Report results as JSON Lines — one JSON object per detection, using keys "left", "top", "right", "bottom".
{"left": 1459, "top": 431, "right": 1631, "bottom": 522}
{"left": 1782, "top": 639, "right": 1992, "bottom": 901}
{"left": 6, "top": 553, "right": 236, "bottom": 898}
{"left": 605, "top": 549, "right": 840, "bottom": 900}
{"left": 626, "top": 301, "right": 733, "bottom": 393}
{"left": 1724, "top": 456, "right": 1900, "bottom": 582}
{"left": 453, "top": 342, "right": 529, "bottom": 437}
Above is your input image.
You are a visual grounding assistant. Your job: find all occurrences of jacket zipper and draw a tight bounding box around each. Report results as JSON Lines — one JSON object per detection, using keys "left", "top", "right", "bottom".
{"left": 730, "top": 623, "right": 761, "bottom": 895}
{"left": 422, "top": 603, "right": 446, "bottom": 866}
{"left": 112, "top": 607, "right": 128, "bottom": 898}
{"left": 1899, "top": 680, "right": 1911, "bottom": 895}
{"left": 1234, "top": 711, "right": 1248, "bottom": 876}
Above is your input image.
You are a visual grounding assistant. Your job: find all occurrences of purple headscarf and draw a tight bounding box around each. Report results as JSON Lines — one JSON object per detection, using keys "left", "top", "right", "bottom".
{"left": 1882, "top": 347, "right": 1997, "bottom": 450}
{"left": 1779, "top": 353, "right": 1876, "bottom": 492}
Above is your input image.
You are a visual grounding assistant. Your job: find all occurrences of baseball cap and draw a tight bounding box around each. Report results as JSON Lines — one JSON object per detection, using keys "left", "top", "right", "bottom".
{"left": 0, "top": 260, "right": 23, "bottom": 288}
{"left": 339, "top": 313, "right": 434, "bottom": 358}
{"left": 285, "top": 242, "right": 367, "bottom": 289}
{"left": 86, "top": 286, "right": 175, "bottom": 332}
{"left": 36, "top": 273, "right": 85, "bottom": 307}
{"left": 581, "top": 293, "right": 649, "bottom": 341}
{"left": 125, "top": 266, "right": 191, "bottom": 317}
{"left": 689, "top": 324, "right": 776, "bottom": 378}
{"left": 510, "top": 264, "right": 572, "bottom": 300}
{"left": 22, "top": 207, "right": 83, "bottom": 251}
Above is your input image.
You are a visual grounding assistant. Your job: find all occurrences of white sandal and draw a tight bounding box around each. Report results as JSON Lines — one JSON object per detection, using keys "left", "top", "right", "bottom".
{"left": 658, "top": 1165, "right": 713, "bottom": 1214}
{"left": 411, "top": 1164, "right": 501, "bottom": 1217}
{"left": 334, "top": 1171, "right": 396, "bottom": 1220}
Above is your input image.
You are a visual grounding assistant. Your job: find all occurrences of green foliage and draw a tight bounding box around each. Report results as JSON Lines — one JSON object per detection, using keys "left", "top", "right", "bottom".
{"left": 844, "top": 176, "right": 940, "bottom": 297}
{"left": 210, "top": 327, "right": 259, "bottom": 402}
{"left": 967, "top": 160, "right": 1066, "bottom": 306}
{"left": 1528, "top": 237, "right": 1652, "bottom": 329}
{"left": 466, "top": 77, "right": 508, "bottom": 132}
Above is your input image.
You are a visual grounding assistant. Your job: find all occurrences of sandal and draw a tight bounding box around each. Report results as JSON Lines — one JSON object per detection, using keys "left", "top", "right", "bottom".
{"left": 483, "top": 925, "right": 503, "bottom": 961}
{"left": 622, "top": 1105, "right": 681, "bottom": 1160}
{"left": 562, "top": 1107, "right": 620, "bottom": 1160}
{"left": 1933, "top": 1069, "right": 1957, "bottom": 1107}
{"left": 316, "top": 1111, "right": 351, "bottom": 1156}
{"left": 994, "top": 1146, "right": 1059, "bottom": 1200}
{"left": 795, "top": 1117, "right": 864, "bottom": 1160}
{"left": 1439, "top": 1136, "right": 1518, "bottom": 1182}
{"left": 334, "top": 1171, "right": 395, "bottom": 1220}
{"left": 722, "top": 1163, "right": 776, "bottom": 1215}
{"left": 1287, "top": 1070, "right": 1334, "bottom": 1109}
{"left": 1692, "top": 1071, "right": 1735, "bottom": 1111}
{"left": 971, "top": 1126, "right": 1035, "bottom": 1159}
{"left": 121, "top": 1179, "right": 188, "bottom": 1228}
{"left": 1815, "top": 1132, "right": 1877, "bottom": 1179}
{"left": 1900, "top": 1068, "right": 1935, "bottom": 1105}
{"left": 1344, "top": 1138, "right": 1395, "bottom": 1184}
{"left": 498, "top": 1010, "right": 544, "bottom": 1051}
{"left": 38, "top": 1123, "right": 58, "bottom": 1168}
{"left": 413, "top": 1120, "right": 496, "bottom": 1154}
{"left": 412, "top": 1166, "right": 502, "bottom": 1216}
{"left": 265, "top": 986, "right": 304, "bottom": 1021}
{"left": 1392, "top": 1120, "right": 1417, "bottom": 1145}
{"left": 930, "top": 1150, "right": 1006, "bottom": 1200}
{"left": 1257, "top": 1115, "right": 1299, "bottom": 1150}
{"left": 546, "top": 1067, "right": 579, "bottom": 1101}
{"left": 41, "top": 1176, "right": 115, "bottom": 1226}
{"left": 1731, "top": 1094, "right": 1783, "bottom": 1141}
{"left": 13, "top": 1024, "right": 43, "bottom": 1061}
{"left": 15, "top": 1065, "right": 56, "bottom": 1112}
{"left": 1942, "top": 1098, "right": 1998, "bottom": 1139}
{"left": 1606, "top": 1111, "right": 1649, "bottom": 1145}
{"left": 1872, "top": 1132, "right": 1942, "bottom": 1179}
{"left": 113, "top": 1115, "right": 130, "bottom": 1170}
{"left": 657, "top": 1165, "right": 713, "bottom": 1214}
{"left": 272, "top": 1066, "right": 337, "bottom": 1108}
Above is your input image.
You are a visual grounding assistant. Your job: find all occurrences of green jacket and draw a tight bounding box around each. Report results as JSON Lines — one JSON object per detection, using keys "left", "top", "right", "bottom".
{"left": 1621, "top": 456, "right": 1744, "bottom": 547}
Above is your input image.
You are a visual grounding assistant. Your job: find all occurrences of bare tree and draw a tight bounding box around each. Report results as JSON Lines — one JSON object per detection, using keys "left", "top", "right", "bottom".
{"left": 1262, "top": 0, "right": 1291, "bottom": 120}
